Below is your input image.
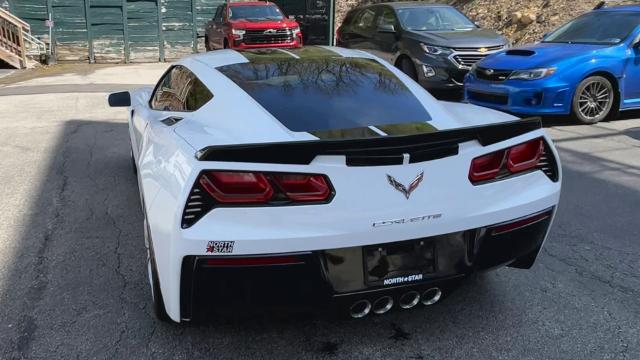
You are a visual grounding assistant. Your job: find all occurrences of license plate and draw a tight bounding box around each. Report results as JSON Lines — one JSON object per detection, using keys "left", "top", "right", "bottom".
{"left": 364, "top": 239, "right": 436, "bottom": 286}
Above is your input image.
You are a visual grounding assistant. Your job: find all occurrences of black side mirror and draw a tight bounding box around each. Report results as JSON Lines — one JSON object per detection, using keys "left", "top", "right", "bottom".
{"left": 108, "top": 91, "right": 131, "bottom": 107}
{"left": 377, "top": 24, "right": 395, "bottom": 33}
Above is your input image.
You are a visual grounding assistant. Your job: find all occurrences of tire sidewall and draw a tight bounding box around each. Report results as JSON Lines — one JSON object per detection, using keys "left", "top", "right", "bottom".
{"left": 572, "top": 76, "right": 614, "bottom": 124}
{"left": 144, "top": 209, "right": 172, "bottom": 322}
{"left": 400, "top": 58, "right": 418, "bottom": 81}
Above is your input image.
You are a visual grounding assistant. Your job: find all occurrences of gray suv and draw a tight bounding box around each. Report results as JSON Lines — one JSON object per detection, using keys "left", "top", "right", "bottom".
{"left": 337, "top": 2, "right": 509, "bottom": 90}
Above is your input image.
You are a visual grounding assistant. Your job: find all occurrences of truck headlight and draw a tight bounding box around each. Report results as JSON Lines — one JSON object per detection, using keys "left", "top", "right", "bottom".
{"left": 232, "top": 29, "right": 246, "bottom": 39}
{"left": 509, "top": 68, "right": 556, "bottom": 80}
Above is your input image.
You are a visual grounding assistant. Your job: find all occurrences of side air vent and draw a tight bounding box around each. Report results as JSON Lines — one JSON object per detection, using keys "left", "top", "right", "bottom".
{"left": 181, "top": 182, "right": 214, "bottom": 228}
{"left": 505, "top": 49, "right": 535, "bottom": 56}
{"left": 538, "top": 141, "right": 559, "bottom": 182}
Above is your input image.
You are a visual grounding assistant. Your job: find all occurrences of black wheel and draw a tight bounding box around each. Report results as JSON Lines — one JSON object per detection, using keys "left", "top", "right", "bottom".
{"left": 204, "top": 35, "right": 211, "bottom": 51}
{"left": 223, "top": 39, "right": 229, "bottom": 49}
{"left": 130, "top": 149, "right": 137, "bottom": 175}
{"left": 572, "top": 76, "right": 614, "bottom": 124}
{"left": 145, "top": 219, "right": 172, "bottom": 322}
{"left": 399, "top": 57, "right": 418, "bottom": 81}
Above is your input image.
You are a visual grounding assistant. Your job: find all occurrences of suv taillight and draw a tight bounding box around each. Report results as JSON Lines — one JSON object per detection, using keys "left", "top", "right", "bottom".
{"left": 182, "top": 171, "right": 333, "bottom": 228}
{"left": 469, "top": 138, "right": 547, "bottom": 184}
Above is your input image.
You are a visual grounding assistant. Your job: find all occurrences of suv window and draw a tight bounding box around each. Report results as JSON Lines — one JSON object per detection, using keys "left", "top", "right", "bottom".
{"left": 377, "top": 7, "right": 397, "bottom": 28}
{"left": 150, "top": 66, "right": 213, "bottom": 112}
{"left": 354, "top": 8, "right": 376, "bottom": 31}
{"left": 343, "top": 9, "right": 358, "bottom": 26}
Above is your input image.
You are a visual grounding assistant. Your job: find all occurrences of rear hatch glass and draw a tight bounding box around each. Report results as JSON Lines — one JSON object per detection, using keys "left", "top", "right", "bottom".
{"left": 216, "top": 53, "right": 432, "bottom": 137}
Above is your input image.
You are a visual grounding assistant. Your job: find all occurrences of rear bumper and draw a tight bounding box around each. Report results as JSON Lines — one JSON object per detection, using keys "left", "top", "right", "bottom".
{"left": 179, "top": 208, "right": 554, "bottom": 320}
{"left": 464, "top": 74, "right": 573, "bottom": 115}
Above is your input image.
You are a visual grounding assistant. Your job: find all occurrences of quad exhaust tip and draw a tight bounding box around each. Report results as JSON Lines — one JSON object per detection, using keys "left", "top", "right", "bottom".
{"left": 349, "top": 299, "right": 372, "bottom": 319}
{"left": 372, "top": 296, "right": 394, "bottom": 315}
{"left": 398, "top": 291, "right": 421, "bottom": 309}
{"left": 421, "top": 287, "right": 442, "bottom": 306}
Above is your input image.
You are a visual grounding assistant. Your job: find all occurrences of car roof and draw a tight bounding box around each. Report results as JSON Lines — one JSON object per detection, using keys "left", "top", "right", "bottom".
{"left": 598, "top": 5, "right": 640, "bottom": 12}
{"left": 357, "top": 1, "right": 452, "bottom": 10}
{"left": 228, "top": 1, "right": 275, "bottom": 6}
{"left": 184, "top": 46, "right": 375, "bottom": 69}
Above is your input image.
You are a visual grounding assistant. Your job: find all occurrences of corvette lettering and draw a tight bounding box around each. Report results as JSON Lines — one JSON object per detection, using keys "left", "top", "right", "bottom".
{"left": 372, "top": 213, "right": 442, "bottom": 227}
{"left": 383, "top": 274, "right": 423, "bottom": 285}
{"left": 206, "top": 241, "right": 235, "bottom": 254}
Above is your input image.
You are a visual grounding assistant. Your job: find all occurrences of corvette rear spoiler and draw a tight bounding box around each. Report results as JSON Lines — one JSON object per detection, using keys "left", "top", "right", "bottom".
{"left": 196, "top": 117, "right": 542, "bottom": 166}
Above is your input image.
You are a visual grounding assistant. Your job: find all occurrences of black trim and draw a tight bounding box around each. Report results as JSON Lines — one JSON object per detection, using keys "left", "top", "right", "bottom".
{"left": 196, "top": 118, "right": 542, "bottom": 165}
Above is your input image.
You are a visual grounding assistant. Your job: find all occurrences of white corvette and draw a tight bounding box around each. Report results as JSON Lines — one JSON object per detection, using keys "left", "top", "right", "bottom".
{"left": 109, "top": 46, "right": 561, "bottom": 323}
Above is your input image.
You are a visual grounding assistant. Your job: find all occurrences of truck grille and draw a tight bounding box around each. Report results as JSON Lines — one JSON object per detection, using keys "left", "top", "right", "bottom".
{"left": 244, "top": 28, "right": 293, "bottom": 45}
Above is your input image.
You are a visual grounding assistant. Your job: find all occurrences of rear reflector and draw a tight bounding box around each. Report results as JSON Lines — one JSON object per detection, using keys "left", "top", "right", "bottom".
{"left": 491, "top": 211, "right": 551, "bottom": 235}
{"left": 205, "top": 255, "right": 303, "bottom": 267}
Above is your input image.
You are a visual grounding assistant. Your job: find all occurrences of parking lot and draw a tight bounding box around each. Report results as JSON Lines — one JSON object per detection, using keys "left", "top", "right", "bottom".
{"left": 0, "top": 64, "right": 639, "bottom": 359}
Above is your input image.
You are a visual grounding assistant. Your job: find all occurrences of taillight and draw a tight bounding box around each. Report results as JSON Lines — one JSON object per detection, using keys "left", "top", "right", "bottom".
{"left": 182, "top": 171, "right": 333, "bottom": 228}
{"left": 469, "top": 138, "right": 546, "bottom": 184}
{"left": 199, "top": 172, "right": 273, "bottom": 203}
{"left": 272, "top": 174, "right": 331, "bottom": 201}
{"left": 507, "top": 138, "right": 544, "bottom": 173}
{"left": 469, "top": 150, "right": 506, "bottom": 182}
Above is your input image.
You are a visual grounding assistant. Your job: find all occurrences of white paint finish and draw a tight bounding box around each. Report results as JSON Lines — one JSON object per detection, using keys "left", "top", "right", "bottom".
{"left": 125, "top": 48, "right": 563, "bottom": 322}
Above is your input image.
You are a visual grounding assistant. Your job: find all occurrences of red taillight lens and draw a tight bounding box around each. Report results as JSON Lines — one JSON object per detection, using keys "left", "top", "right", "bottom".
{"left": 199, "top": 171, "right": 273, "bottom": 203}
{"left": 491, "top": 211, "right": 551, "bottom": 235}
{"left": 507, "top": 138, "right": 544, "bottom": 173}
{"left": 205, "top": 255, "right": 303, "bottom": 267}
{"left": 197, "top": 171, "right": 332, "bottom": 205}
{"left": 469, "top": 137, "right": 546, "bottom": 184}
{"left": 272, "top": 174, "right": 331, "bottom": 201}
{"left": 469, "top": 150, "right": 506, "bottom": 182}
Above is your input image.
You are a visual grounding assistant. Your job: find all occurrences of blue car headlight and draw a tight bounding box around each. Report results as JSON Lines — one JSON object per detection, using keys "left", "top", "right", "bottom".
{"left": 509, "top": 68, "right": 557, "bottom": 80}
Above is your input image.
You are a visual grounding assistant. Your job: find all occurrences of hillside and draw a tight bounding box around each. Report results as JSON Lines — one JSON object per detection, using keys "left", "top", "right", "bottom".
{"left": 336, "top": 0, "right": 640, "bottom": 45}
{"left": 455, "top": 0, "right": 639, "bottom": 44}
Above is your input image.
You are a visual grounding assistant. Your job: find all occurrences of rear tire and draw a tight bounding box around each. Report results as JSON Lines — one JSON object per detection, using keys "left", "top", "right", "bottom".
{"left": 223, "top": 39, "right": 229, "bottom": 49}
{"left": 399, "top": 57, "right": 418, "bottom": 82}
{"left": 572, "top": 76, "right": 614, "bottom": 124}
{"left": 145, "top": 219, "right": 172, "bottom": 322}
{"left": 130, "top": 149, "right": 137, "bottom": 175}
{"left": 204, "top": 35, "right": 211, "bottom": 51}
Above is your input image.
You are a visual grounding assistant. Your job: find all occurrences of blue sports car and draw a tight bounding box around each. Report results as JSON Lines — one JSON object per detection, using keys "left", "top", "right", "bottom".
{"left": 464, "top": 5, "right": 640, "bottom": 124}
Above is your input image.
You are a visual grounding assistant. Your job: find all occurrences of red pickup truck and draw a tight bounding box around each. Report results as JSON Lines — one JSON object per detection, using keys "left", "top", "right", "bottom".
{"left": 205, "top": 1, "right": 303, "bottom": 50}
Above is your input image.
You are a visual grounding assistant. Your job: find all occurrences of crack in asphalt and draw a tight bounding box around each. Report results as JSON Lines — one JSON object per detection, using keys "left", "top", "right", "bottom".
{"left": 12, "top": 122, "right": 84, "bottom": 358}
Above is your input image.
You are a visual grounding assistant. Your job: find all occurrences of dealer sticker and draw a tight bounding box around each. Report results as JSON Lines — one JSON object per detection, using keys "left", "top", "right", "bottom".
{"left": 383, "top": 274, "right": 423, "bottom": 286}
{"left": 206, "top": 241, "right": 234, "bottom": 254}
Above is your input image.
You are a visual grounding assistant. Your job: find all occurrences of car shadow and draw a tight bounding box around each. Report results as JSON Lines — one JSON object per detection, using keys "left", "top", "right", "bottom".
{"left": 1, "top": 118, "right": 639, "bottom": 358}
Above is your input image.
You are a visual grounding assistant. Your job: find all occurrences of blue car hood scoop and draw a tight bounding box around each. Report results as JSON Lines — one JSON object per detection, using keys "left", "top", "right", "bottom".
{"left": 505, "top": 49, "right": 536, "bottom": 56}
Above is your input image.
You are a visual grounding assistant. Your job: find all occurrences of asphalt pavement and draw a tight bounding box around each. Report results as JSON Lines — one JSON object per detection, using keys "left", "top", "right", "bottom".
{"left": 0, "top": 65, "right": 638, "bottom": 360}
